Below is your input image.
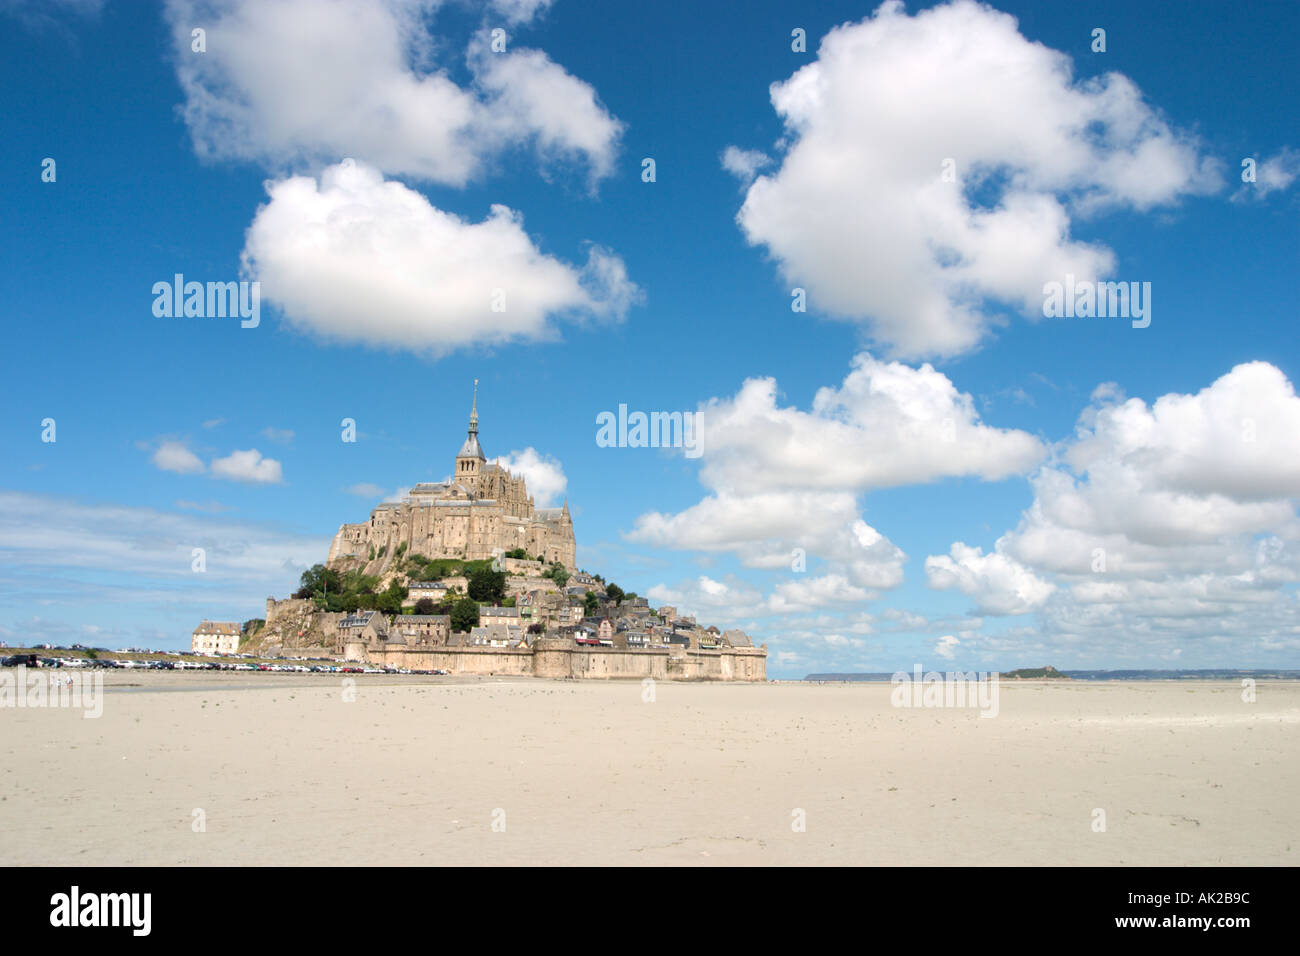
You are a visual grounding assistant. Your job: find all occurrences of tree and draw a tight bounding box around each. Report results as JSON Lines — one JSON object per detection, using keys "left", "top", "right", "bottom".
{"left": 527, "top": 622, "right": 545, "bottom": 635}
{"left": 583, "top": 591, "right": 599, "bottom": 615}
{"left": 468, "top": 567, "right": 507, "bottom": 603}
{"left": 605, "top": 583, "right": 625, "bottom": 605}
{"left": 376, "top": 579, "right": 407, "bottom": 615}
{"left": 450, "top": 596, "right": 480, "bottom": 633}
{"left": 545, "top": 563, "right": 569, "bottom": 588}
{"left": 505, "top": 548, "right": 529, "bottom": 559}
{"left": 413, "top": 597, "right": 437, "bottom": 615}
{"left": 295, "top": 564, "right": 341, "bottom": 599}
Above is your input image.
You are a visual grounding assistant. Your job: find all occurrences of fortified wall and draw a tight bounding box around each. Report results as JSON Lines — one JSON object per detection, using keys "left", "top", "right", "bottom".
{"left": 365, "top": 637, "right": 767, "bottom": 681}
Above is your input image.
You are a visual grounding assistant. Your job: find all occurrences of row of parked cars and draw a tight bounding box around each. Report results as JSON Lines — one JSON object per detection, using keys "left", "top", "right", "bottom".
{"left": 2, "top": 654, "right": 448, "bottom": 676}
{"left": 30, "top": 657, "right": 171, "bottom": 669}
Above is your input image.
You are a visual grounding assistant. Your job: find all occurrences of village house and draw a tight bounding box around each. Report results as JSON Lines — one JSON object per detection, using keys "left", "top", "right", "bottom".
{"left": 191, "top": 621, "right": 241, "bottom": 655}
{"left": 470, "top": 622, "right": 524, "bottom": 647}
{"left": 524, "top": 590, "right": 567, "bottom": 626}
{"left": 698, "top": 627, "right": 723, "bottom": 650}
{"left": 338, "top": 610, "right": 388, "bottom": 650}
{"left": 393, "top": 614, "right": 450, "bottom": 646}
{"left": 405, "top": 581, "right": 451, "bottom": 606}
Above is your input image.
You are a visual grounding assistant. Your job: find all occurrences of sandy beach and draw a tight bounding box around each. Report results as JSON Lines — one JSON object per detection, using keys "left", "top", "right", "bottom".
{"left": 3, "top": 674, "right": 1296, "bottom": 866}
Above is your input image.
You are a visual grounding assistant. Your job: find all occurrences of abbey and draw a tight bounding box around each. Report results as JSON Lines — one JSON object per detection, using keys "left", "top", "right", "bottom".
{"left": 327, "top": 387, "right": 577, "bottom": 572}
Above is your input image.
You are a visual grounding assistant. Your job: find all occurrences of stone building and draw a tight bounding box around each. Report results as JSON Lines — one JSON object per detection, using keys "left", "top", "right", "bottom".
{"left": 328, "top": 386, "right": 577, "bottom": 573}
{"left": 470, "top": 623, "right": 525, "bottom": 647}
{"left": 404, "top": 582, "right": 448, "bottom": 607}
{"left": 191, "top": 621, "right": 241, "bottom": 655}
{"left": 392, "top": 614, "right": 450, "bottom": 647}
{"left": 338, "top": 610, "right": 387, "bottom": 645}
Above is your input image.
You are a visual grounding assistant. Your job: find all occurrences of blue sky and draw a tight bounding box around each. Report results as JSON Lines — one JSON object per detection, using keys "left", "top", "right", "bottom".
{"left": 1, "top": 0, "right": 1297, "bottom": 676}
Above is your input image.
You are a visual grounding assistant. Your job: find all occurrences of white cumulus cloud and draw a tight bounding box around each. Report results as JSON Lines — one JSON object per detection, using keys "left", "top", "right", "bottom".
{"left": 493, "top": 447, "right": 566, "bottom": 508}
{"left": 241, "top": 160, "right": 640, "bottom": 354}
{"left": 628, "top": 353, "right": 1039, "bottom": 592}
{"left": 164, "top": 0, "right": 621, "bottom": 186}
{"left": 1235, "top": 148, "right": 1300, "bottom": 200}
{"left": 720, "top": 146, "right": 772, "bottom": 187}
{"left": 929, "top": 362, "right": 1300, "bottom": 654}
{"left": 152, "top": 440, "right": 206, "bottom": 475}
{"left": 646, "top": 576, "right": 765, "bottom": 625}
{"left": 732, "top": 0, "right": 1221, "bottom": 358}
{"left": 693, "top": 352, "right": 1045, "bottom": 494}
{"left": 925, "top": 542, "right": 1055, "bottom": 615}
{"left": 488, "top": 0, "right": 553, "bottom": 24}
{"left": 210, "top": 449, "right": 283, "bottom": 484}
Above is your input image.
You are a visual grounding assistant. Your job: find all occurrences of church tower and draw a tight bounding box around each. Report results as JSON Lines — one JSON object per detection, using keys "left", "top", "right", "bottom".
{"left": 455, "top": 379, "right": 486, "bottom": 487}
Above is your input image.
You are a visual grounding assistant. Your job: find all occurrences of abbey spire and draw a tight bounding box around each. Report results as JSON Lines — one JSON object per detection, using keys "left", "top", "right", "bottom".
{"left": 456, "top": 379, "right": 486, "bottom": 477}
{"left": 469, "top": 377, "right": 479, "bottom": 436}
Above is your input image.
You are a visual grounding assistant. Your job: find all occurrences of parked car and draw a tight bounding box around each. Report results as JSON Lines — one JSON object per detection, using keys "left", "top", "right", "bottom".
{"left": 1, "top": 654, "right": 39, "bottom": 667}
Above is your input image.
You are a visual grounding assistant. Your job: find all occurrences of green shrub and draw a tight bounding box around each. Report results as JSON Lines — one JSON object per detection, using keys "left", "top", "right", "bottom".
{"left": 450, "top": 596, "right": 480, "bottom": 633}
{"left": 468, "top": 567, "right": 507, "bottom": 603}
